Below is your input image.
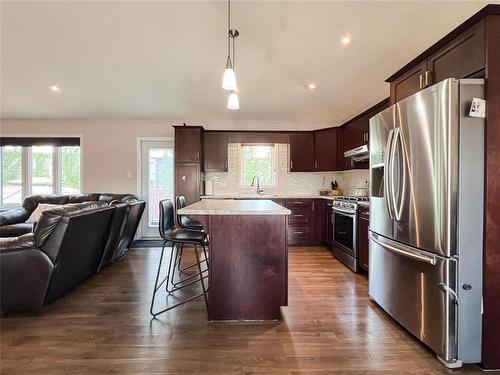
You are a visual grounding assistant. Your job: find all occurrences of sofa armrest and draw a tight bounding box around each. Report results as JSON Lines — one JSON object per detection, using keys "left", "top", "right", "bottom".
{"left": 0, "top": 208, "right": 31, "bottom": 226}
{"left": 1, "top": 246, "right": 54, "bottom": 314}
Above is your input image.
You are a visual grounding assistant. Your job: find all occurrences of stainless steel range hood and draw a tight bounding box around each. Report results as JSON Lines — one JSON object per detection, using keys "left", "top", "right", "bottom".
{"left": 344, "top": 145, "right": 369, "bottom": 162}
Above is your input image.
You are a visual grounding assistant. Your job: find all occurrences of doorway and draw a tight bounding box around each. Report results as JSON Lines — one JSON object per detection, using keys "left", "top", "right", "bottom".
{"left": 139, "top": 140, "right": 174, "bottom": 238}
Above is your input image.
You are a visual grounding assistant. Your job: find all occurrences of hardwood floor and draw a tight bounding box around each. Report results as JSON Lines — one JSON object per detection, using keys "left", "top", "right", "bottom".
{"left": 0, "top": 246, "right": 484, "bottom": 374}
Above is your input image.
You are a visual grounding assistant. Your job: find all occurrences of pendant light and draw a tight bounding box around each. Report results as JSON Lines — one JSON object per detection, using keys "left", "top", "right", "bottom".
{"left": 222, "top": 0, "right": 238, "bottom": 91}
{"left": 222, "top": 0, "right": 240, "bottom": 110}
{"left": 227, "top": 90, "right": 240, "bottom": 110}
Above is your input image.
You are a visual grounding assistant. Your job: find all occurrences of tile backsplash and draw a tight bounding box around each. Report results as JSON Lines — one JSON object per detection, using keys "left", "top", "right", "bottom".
{"left": 205, "top": 143, "right": 369, "bottom": 196}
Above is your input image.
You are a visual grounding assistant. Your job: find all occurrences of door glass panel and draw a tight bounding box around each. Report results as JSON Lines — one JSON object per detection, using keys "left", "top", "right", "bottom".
{"left": 334, "top": 212, "right": 354, "bottom": 249}
{"left": 1, "top": 146, "right": 23, "bottom": 206}
{"left": 61, "top": 146, "right": 81, "bottom": 194}
{"left": 148, "top": 148, "right": 174, "bottom": 227}
{"left": 32, "top": 145, "right": 54, "bottom": 195}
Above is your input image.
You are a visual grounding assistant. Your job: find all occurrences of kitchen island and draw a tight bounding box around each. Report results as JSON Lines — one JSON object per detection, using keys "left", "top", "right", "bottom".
{"left": 177, "top": 199, "right": 290, "bottom": 321}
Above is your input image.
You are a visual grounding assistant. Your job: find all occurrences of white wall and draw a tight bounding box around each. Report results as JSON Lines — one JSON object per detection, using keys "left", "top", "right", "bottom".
{"left": 0, "top": 118, "right": 330, "bottom": 195}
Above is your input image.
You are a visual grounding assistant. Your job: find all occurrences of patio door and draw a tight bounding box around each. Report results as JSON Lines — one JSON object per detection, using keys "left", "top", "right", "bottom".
{"left": 140, "top": 140, "right": 174, "bottom": 238}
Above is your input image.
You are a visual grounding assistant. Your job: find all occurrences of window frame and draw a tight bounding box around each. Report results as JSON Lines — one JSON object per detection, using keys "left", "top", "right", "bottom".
{"left": 0, "top": 145, "right": 82, "bottom": 208}
{"left": 238, "top": 143, "right": 278, "bottom": 188}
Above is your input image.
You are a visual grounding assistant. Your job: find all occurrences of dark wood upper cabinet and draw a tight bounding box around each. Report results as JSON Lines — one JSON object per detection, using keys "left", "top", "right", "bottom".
{"left": 388, "top": 18, "right": 487, "bottom": 104}
{"left": 174, "top": 126, "right": 203, "bottom": 163}
{"left": 203, "top": 131, "right": 228, "bottom": 172}
{"left": 314, "top": 128, "right": 340, "bottom": 172}
{"left": 390, "top": 62, "right": 427, "bottom": 104}
{"left": 426, "top": 20, "right": 485, "bottom": 85}
{"left": 289, "top": 132, "right": 314, "bottom": 172}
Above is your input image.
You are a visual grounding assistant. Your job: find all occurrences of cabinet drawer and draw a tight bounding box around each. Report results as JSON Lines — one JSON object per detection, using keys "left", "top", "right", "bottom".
{"left": 289, "top": 208, "right": 310, "bottom": 224}
{"left": 287, "top": 199, "right": 312, "bottom": 209}
{"left": 288, "top": 225, "right": 311, "bottom": 241}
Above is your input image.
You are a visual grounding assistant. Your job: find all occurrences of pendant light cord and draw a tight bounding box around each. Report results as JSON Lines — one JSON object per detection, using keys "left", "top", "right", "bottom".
{"left": 227, "top": 0, "right": 231, "bottom": 61}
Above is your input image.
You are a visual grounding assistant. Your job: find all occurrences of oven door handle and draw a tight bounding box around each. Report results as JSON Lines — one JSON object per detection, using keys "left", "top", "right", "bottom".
{"left": 332, "top": 207, "right": 357, "bottom": 217}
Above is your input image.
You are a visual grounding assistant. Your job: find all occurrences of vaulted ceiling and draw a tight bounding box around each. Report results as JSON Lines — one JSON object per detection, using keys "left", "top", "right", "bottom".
{"left": 1, "top": 1, "right": 495, "bottom": 125}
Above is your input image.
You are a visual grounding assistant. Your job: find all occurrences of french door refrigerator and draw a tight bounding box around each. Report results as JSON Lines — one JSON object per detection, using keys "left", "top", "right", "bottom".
{"left": 368, "top": 79, "right": 484, "bottom": 368}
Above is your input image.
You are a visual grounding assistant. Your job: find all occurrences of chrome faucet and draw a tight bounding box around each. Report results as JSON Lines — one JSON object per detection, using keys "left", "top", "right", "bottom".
{"left": 250, "top": 176, "right": 264, "bottom": 195}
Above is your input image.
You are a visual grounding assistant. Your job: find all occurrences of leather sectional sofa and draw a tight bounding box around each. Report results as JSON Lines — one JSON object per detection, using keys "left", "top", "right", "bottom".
{"left": 0, "top": 194, "right": 146, "bottom": 314}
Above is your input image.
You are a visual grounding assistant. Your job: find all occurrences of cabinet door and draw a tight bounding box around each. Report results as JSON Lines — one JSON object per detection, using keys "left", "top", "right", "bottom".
{"left": 390, "top": 62, "right": 426, "bottom": 104}
{"left": 323, "top": 201, "right": 333, "bottom": 247}
{"left": 175, "top": 163, "right": 200, "bottom": 205}
{"left": 175, "top": 127, "right": 203, "bottom": 163}
{"left": 289, "top": 132, "right": 314, "bottom": 172}
{"left": 358, "top": 211, "right": 369, "bottom": 271}
{"left": 311, "top": 199, "right": 324, "bottom": 244}
{"left": 204, "top": 132, "right": 228, "bottom": 172}
{"left": 314, "top": 128, "right": 340, "bottom": 172}
{"left": 342, "top": 120, "right": 369, "bottom": 170}
{"left": 426, "top": 20, "right": 485, "bottom": 85}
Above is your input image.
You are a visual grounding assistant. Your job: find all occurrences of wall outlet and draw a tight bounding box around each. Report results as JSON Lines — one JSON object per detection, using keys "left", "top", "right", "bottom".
{"left": 126, "top": 170, "right": 132, "bottom": 178}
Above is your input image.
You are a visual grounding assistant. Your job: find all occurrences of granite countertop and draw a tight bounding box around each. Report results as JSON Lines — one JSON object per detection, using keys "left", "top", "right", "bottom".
{"left": 200, "top": 194, "right": 340, "bottom": 201}
{"left": 178, "top": 199, "right": 291, "bottom": 216}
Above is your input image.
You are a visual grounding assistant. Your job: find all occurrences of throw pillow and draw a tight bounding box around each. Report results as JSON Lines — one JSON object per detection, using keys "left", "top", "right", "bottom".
{"left": 27, "top": 203, "right": 59, "bottom": 223}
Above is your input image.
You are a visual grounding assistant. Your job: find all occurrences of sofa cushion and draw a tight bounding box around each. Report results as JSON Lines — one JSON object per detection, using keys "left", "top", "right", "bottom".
{"left": 32, "top": 202, "right": 107, "bottom": 248}
{"left": 27, "top": 203, "right": 60, "bottom": 223}
{"left": 0, "top": 223, "right": 35, "bottom": 238}
{"left": 67, "top": 194, "right": 100, "bottom": 203}
{"left": 0, "top": 233, "right": 34, "bottom": 251}
{"left": 22, "top": 195, "right": 69, "bottom": 213}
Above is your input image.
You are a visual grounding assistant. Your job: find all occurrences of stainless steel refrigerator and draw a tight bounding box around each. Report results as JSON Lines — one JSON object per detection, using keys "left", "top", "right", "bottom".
{"left": 368, "top": 78, "right": 484, "bottom": 368}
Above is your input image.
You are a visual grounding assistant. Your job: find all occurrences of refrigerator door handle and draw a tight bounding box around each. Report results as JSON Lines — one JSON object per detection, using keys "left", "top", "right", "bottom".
{"left": 384, "top": 129, "right": 396, "bottom": 220}
{"left": 393, "top": 126, "right": 407, "bottom": 221}
{"left": 369, "top": 232, "right": 437, "bottom": 265}
{"left": 438, "top": 283, "right": 459, "bottom": 305}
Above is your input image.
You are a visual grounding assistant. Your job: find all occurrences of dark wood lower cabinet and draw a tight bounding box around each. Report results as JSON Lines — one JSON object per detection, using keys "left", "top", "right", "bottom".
{"left": 286, "top": 198, "right": 324, "bottom": 246}
{"left": 358, "top": 207, "right": 369, "bottom": 272}
{"left": 323, "top": 201, "right": 333, "bottom": 248}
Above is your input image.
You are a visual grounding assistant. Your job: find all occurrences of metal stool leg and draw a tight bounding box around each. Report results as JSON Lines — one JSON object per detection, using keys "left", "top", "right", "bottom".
{"left": 150, "top": 241, "right": 176, "bottom": 316}
{"left": 177, "top": 243, "right": 184, "bottom": 272}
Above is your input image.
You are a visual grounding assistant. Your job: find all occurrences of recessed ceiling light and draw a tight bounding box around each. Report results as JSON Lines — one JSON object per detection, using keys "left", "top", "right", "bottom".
{"left": 341, "top": 35, "right": 352, "bottom": 45}
{"left": 308, "top": 83, "right": 316, "bottom": 90}
{"left": 50, "top": 85, "right": 61, "bottom": 92}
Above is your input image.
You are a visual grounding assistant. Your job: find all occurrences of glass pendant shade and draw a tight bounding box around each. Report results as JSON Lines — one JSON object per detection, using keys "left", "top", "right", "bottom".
{"left": 227, "top": 91, "right": 239, "bottom": 110}
{"left": 222, "top": 56, "right": 237, "bottom": 90}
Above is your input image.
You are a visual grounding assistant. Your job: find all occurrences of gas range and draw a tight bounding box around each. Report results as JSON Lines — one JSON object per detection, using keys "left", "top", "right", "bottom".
{"left": 331, "top": 196, "right": 370, "bottom": 272}
{"left": 332, "top": 196, "right": 370, "bottom": 212}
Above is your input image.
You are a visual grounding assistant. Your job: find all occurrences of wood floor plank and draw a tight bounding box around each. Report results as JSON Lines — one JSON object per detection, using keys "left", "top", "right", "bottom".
{"left": 0, "top": 246, "right": 484, "bottom": 374}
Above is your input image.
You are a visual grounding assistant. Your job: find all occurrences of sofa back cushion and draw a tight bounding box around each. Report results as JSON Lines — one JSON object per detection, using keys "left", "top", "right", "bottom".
{"left": 23, "top": 195, "right": 69, "bottom": 213}
{"left": 33, "top": 202, "right": 108, "bottom": 251}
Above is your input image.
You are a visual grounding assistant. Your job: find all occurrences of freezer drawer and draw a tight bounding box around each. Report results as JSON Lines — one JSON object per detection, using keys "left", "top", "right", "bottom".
{"left": 368, "top": 232, "right": 458, "bottom": 364}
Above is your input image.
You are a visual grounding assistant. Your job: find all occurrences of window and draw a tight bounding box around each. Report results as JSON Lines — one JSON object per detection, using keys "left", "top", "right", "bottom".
{"left": 239, "top": 144, "right": 277, "bottom": 187}
{"left": 0, "top": 145, "right": 81, "bottom": 207}
{"left": 1, "top": 146, "right": 23, "bottom": 206}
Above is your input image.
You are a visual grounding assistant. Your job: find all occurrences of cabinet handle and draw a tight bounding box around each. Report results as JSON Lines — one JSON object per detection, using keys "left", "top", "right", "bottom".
{"left": 293, "top": 201, "right": 303, "bottom": 204}
{"left": 294, "top": 214, "right": 304, "bottom": 217}
{"left": 419, "top": 74, "right": 424, "bottom": 89}
{"left": 425, "top": 71, "right": 431, "bottom": 87}
{"left": 315, "top": 160, "right": 318, "bottom": 170}
{"left": 312, "top": 202, "right": 315, "bottom": 211}
{"left": 290, "top": 160, "right": 293, "bottom": 170}
{"left": 293, "top": 231, "right": 304, "bottom": 235}
{"left": 225, "top": 160, "right": 228, "bottom": 169}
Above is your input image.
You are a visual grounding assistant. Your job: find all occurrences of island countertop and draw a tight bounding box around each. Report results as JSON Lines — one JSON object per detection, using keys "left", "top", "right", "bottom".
{"left": 177, "top": 199, "right": 291, "bottom": 216}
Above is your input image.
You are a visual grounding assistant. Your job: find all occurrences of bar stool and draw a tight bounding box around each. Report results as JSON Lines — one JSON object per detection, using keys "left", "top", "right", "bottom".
{"left": 174, "top": 196, "right": 206, "bottom": 274}
{"left": 150, "top": 199, "right": 209, "bottom": 318}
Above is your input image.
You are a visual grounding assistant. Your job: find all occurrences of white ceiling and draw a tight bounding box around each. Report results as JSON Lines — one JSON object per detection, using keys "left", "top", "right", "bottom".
{"left": 1, "top": 1, "right": 495, "bottom": 126}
